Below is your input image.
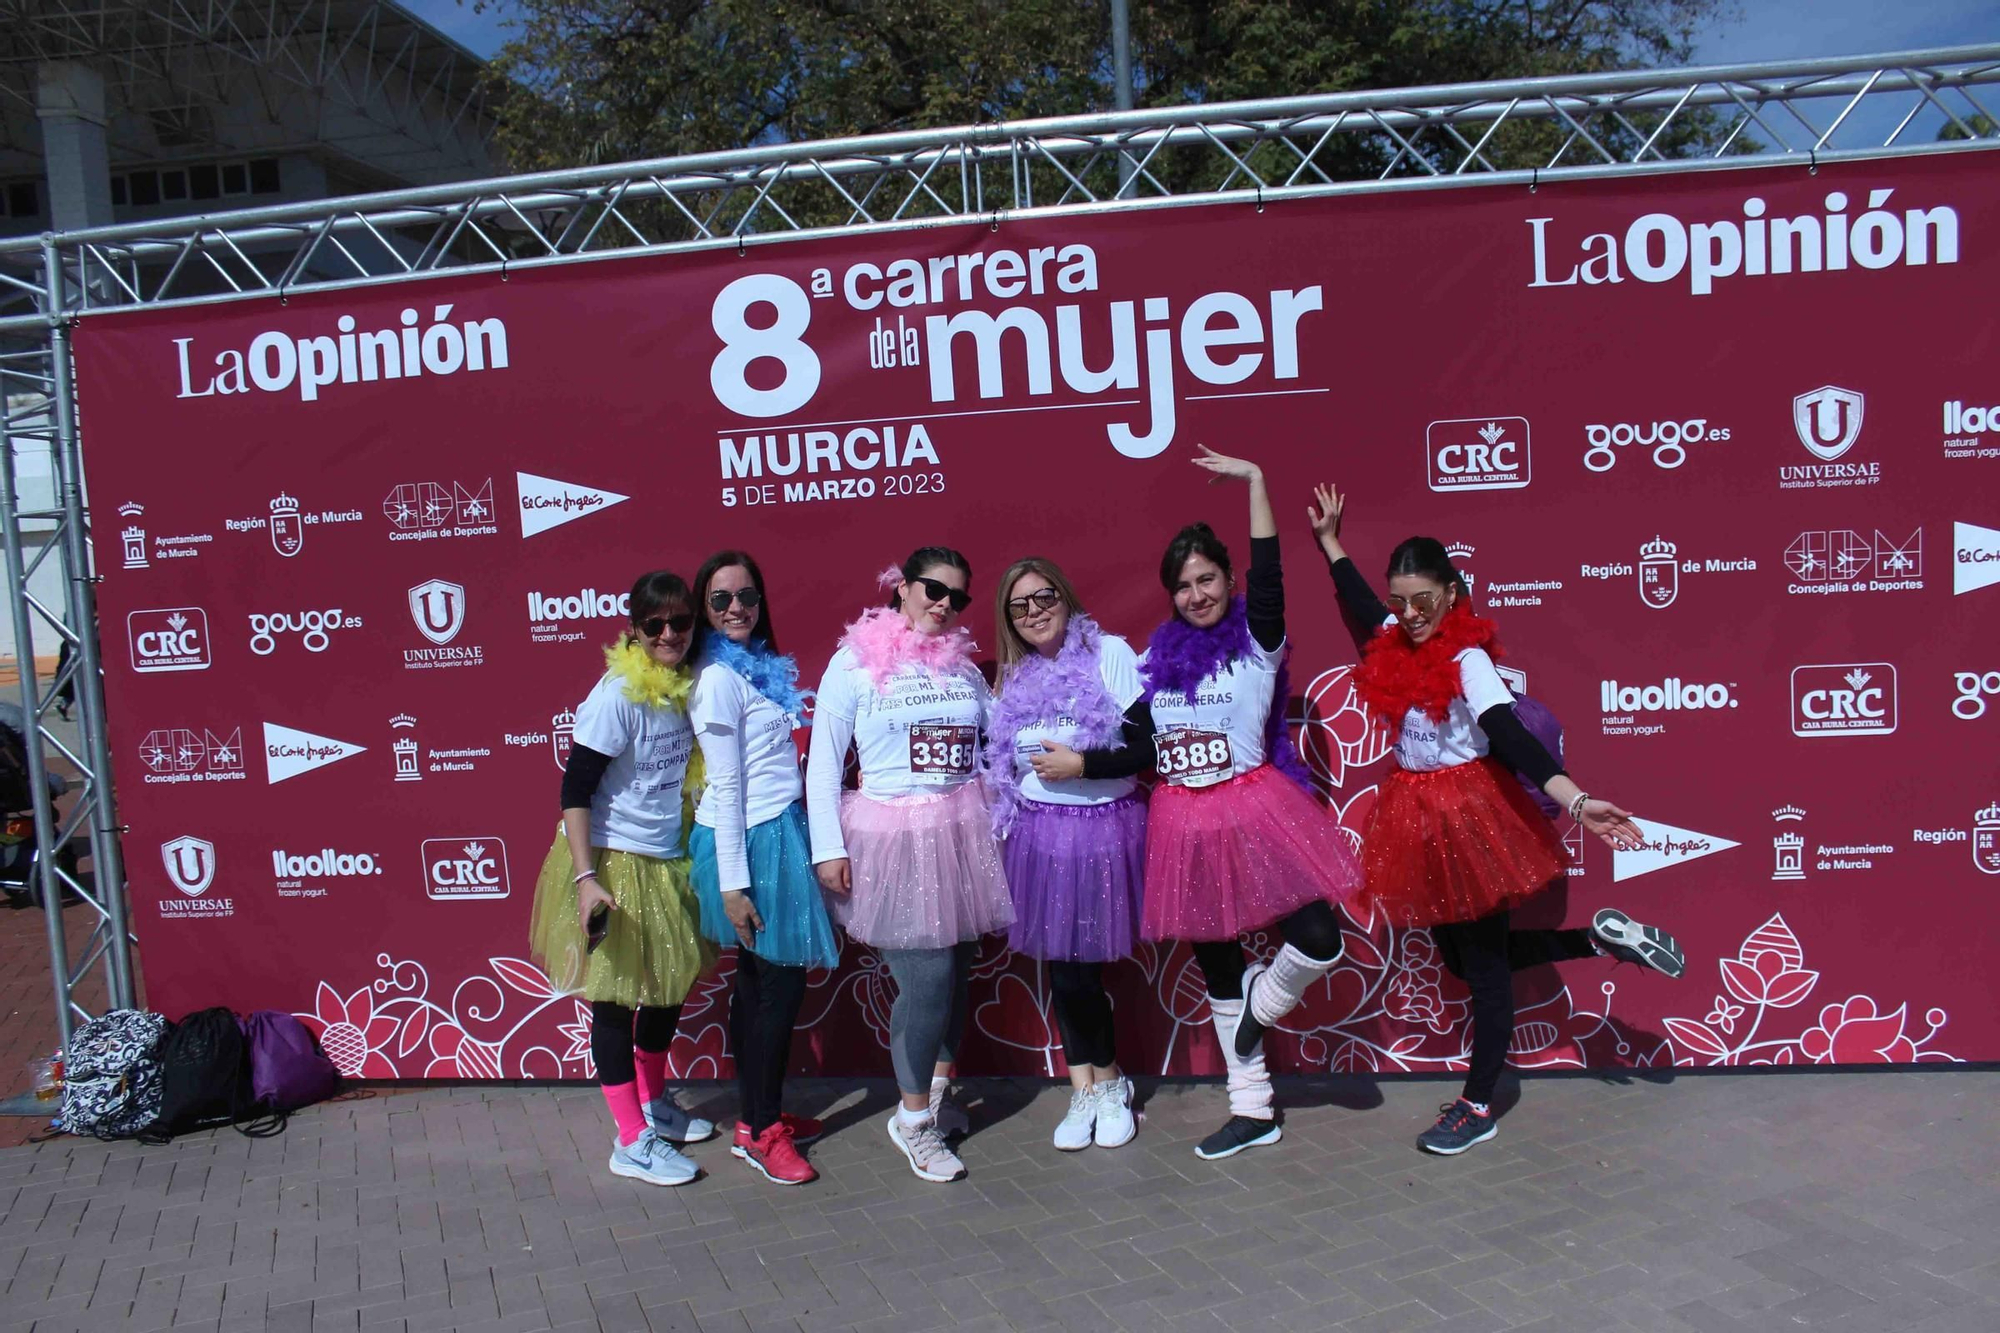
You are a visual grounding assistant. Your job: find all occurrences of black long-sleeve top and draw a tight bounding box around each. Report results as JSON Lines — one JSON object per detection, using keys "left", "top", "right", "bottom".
{"left": 559, "top": 743, "right": 613, "bottom": 811}
{"left": 1324, "top": 554, "right": 1565, "bottom": 790}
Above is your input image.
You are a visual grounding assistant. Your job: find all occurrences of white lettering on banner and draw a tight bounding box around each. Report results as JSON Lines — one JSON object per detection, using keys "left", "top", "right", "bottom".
{"left": 1527, "top": 188, "right": 1959, "bottom": 295}
{"left": 1791, "top": 663, "right": 1898, "bottom": 737}
{"left": 129, "top": 607, "right": 211, "bottom": 673}
{"left": 248, "top": 608, "right": 363, "bottom": 656}
{"left": 1953, "top": 671, "right": 2000, "bottom": 720}
{"left": 1583, "top": 418, "right": 1730, "bottom": 471}
{"left": 270, "top": 846, "right": 384, "bottom": 898}
{"left": 708, "top": 251, "right": 1325, "bottom": 458}
{"left": 1956, "top": 521, "right": 2000, "bottom": 595}
{"left": 174, "top": 306, "right": 509, "bottom": 402}
{"left": 158, "top": 835, "right": 231, "bottom": 916}
{"left": 1428, "top": 418, "right": 1530, "bottom": 491}
{"left": 384, "top": 479, "right": 499, "bottom": 541}
{"left": 1784, "top": 528, "right": 1924, "bottom": 594}
{"left": 139, "top": 727, "right": 246, "bottom": 784}
{"left": 1943, "top": 400, "right": 2000, "bottom": 459}
{"left": 719, "top": 424, "right": 941, "bottom": 478}
{"left": 423, "top": 838, "right": 511, "bottom": 900}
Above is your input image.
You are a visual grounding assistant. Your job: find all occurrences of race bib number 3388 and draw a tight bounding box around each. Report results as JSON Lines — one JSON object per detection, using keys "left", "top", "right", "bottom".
{"left": 1155, "top": 728, "right": 1233, "bottom": 787}
{"left": 909, "top": 724, "right": 976, "bottom": 780}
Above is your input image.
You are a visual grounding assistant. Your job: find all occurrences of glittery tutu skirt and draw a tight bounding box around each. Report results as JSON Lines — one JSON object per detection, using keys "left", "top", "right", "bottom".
{"left": 529, "top": 835, "right": 718, "bottom": 1008}
{"left": 1141, "top": 763, "right": 1363, "bottom": 942}
{"left": 1003, "top": 793, "right": 1147, "bottom": 962}
{"left": 833, "top": 780, "right": 1015, "bottom": 950}
{"left": 1356, "top": 758, "right": 1565, "bottom": 929}
{"left": 690, "top": 801, "right": 841, "bottom": 970}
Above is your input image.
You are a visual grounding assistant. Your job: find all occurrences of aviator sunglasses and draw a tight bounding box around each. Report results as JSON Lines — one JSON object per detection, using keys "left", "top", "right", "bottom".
{"left": 1007, "top": 587, "right": 1064, "bottom": 620}
{"left": 708, "top": 587, "right": 763, "bottom": 612}
{"left": 909, "top": 576, "right": 973, "bottom": 612}
{"left": 639, "top": 613, "right": 696, "bottom": 637}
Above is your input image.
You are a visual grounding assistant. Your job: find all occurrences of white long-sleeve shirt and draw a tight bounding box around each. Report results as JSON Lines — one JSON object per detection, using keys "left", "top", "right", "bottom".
{"left": 689, "top": 659, "right": 805, "bottom": 892}
{"left": 806, "top": 645, "right": 990, "bottom": 864}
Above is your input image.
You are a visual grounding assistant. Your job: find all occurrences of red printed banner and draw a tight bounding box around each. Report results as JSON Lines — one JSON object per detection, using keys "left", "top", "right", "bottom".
{"left": 78, "top": 151, "right": 1999, "bottom": 1080}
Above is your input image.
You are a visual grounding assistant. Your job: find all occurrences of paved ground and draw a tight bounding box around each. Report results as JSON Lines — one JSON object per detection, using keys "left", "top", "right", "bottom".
{"left": 3, "top": 1068, "right": 1996, "bottom": 1333}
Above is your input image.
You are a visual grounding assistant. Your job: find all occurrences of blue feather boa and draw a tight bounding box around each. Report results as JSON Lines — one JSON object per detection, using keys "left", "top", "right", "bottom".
{"left": 700, "top": 634, "right": 805, "bottom": 722}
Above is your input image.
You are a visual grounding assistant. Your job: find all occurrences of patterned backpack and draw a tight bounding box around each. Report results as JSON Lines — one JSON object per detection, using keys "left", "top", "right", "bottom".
{"left": 62, "top": 1009, "right": 169, "bottom": 1139}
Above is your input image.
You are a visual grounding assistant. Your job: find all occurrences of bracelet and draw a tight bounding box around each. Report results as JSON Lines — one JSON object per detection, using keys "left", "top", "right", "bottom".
{"left": 1568, "top": 792, "right": 1590, "bottom": 823}
{"left": 573, "top": 869, "right": 599, "bottom": 884}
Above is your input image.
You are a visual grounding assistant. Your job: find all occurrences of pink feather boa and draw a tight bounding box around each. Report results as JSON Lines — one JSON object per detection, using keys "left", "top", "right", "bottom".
{"left": 838, "top": 605, "right": 980, "bottom": 690}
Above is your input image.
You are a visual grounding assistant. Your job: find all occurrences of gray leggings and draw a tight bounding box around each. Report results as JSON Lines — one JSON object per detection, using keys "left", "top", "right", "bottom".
{"left": 882, "top": 941, "right": 975, "bottom": 1096}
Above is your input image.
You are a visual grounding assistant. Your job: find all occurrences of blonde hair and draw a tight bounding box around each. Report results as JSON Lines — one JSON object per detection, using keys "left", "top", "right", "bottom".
{"left": 993, "top": 556, "right": 1087, "bottom": 677}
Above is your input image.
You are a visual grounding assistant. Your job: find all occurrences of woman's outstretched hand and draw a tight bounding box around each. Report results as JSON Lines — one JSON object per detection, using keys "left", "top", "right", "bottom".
{"left": 1580, "top": 798, "right": 1644, "bottom": 850}
{"left": 1192, "top": 443, "right": 1262, "bottom": 483}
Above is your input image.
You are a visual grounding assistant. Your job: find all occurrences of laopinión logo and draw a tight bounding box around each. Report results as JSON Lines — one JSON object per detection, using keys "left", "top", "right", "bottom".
{"left": 1427, "top": 418, "right": 1529, "bottom": 492}
{"left": 1780, "top": 385, "right": 1880, "bottom": 491}
{"left": 1582, "top": 417, "right": 1731, "bottom": 472}
{"left": 138, "top": 726, "right": 245, "bottom": 785}
{"left": 422, "top": 837, "right": 511, "bottom": 899}
{"left": 174, "top": 304, "right": 509, "bottom": 403}
{"left": 271, "top": 844, "right": 385, "bottom": 899}
{"left": 405, "top": 579, "right": 485, "bottom": 671}
{"left": 1956, "top": 521, "right": 2000, "bottom": 595}
{"left": 128, "top": 607, "right": 211, "bottom": 673}
{"left": 383, "top": 478, "right": 498, "bottom": 543}
{"left": 248, "top": 606, "right": 363, "bottom": 656}
{"left": 1784, "top": 527, "right": 1922, "bottom": 595}
{"left": 158, "top": 834, "right": 232, "bottom": 918}
{"left": 1791, "top": 662, "right": 1898, "bottom": 737}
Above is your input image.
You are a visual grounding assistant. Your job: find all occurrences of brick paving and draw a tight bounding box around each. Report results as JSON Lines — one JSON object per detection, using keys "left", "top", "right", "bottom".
{"left": 3, "top": 1068, "right": 1996, "bottom": 1333}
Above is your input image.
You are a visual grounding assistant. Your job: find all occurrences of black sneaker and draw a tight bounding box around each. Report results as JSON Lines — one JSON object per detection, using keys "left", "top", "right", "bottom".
{"left": 1194, "top": 1114, "right": 1283, "bottom": 1160}
{"left": 1233, "top": 966, "right": 1269, "bottom": 1058}
{"left": 1591, "top": 908, "right": 1686, "bottom": 978}
{"left": 1417, "top": 1100, "right": 1497, "bottom": 1156}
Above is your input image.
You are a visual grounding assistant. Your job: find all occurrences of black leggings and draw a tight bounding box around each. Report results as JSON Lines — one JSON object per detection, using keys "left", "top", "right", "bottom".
{"left": 590, "top": 1001, "right": 680, "bottom": 1086}
{"left": 1431, "top": 911, "right": 1595, "bottom": 1105}
{"left": 1048, "top": 962, "right": 1117, "bottom": 1069}
{"left": 1190, "top": 899, "right": 1346, "bottom": 1001}
{"left": 731, "top": 950, "right": 809, "bottom": 1136}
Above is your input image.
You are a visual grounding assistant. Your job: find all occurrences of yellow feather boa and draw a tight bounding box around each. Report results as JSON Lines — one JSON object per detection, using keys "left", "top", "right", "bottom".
{"left": 602, "top": 637, "right": 706, "bottom": 804}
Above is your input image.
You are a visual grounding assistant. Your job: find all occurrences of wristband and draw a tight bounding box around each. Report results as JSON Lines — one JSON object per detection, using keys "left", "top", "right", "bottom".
{"left": 574, "top": 869, "right": 599, "bottom": 884}
{"left": 1568, "top": 792, "right": 1590, "bottom": 823}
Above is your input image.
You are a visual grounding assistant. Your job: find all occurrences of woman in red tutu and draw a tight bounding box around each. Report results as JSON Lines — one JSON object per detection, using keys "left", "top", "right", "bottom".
{"left": 1311, "top": 482, "right": 1686, "bottom": 1156}
{"left": 1140, "top": 446, "right": 1364, "bottom": 1161}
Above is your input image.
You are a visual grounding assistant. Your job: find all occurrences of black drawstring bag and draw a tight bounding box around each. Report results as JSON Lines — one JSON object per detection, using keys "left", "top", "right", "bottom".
{"left": 138, "top": 1007, "right": 284, "bottom": 1143}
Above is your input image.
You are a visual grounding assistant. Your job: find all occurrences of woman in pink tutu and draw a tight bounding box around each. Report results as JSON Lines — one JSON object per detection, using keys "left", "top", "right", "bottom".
{"left": 807, "top": 547, "right": 1012, "bottom": 1184}
{"left": 985, "top": 557, "right": 1149, "bottom": 1152}
{"left": 1141, "top": 446, "right": 1364, "bottom": 1161}
{"left": 1311, "top": 482, "right": 1685, "bottom": 1156}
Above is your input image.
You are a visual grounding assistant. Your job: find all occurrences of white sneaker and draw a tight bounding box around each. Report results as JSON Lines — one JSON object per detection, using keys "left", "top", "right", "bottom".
{"left": 887, "top": 1111, "right": 966, "bottom": 1182}
{"left": 929, "top": 1078, "right": 970, "bottom": 1138}
{"left": 1052, "top": 1085, "right": 1098, "bottom": 1152}
{"left": 1092, "top": 1075, "right": 1136, "bottom": 1148}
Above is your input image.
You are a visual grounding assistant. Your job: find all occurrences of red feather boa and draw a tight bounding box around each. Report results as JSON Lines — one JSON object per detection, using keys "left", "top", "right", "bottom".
{"left": 1351, "top": 608, "right": 1504, "bottom": 729}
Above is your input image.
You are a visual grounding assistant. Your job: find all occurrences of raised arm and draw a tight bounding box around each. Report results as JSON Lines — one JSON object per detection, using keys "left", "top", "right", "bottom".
{"left": 1193, "top": 445, "right": 1283, "bottom": 650}
{"left": 1309, "top": 481, "right": 1390, "bottom": 648}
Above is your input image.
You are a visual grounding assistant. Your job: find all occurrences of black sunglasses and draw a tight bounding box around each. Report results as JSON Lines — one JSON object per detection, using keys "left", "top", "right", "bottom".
{"left": 909, "top": 576, "right": 972, "bottom": 613}
{"left": 639, "top": 613, "right": 696, "bottom": 637}
{"left": 707, "top": 587, "right": 763, "bottom": 612}
{"left": 1007, "top": 588, "right": 1063, "bottom": 620}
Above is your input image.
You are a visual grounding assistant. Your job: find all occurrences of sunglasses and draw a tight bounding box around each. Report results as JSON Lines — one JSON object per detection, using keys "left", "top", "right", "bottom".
{"left": 909, "top": 576, "right": 972, "bottom": 613}
{"left": 707, "top": 587, "right": 763, "bottom": 613}
{"left": 1386, "top": 590, "right": 1446, "bottom": 615}
{"left": 1007, "top": 588, "right": 1063, "bottom": 620}
{"left": 639, "top": 613, "right": 696, "bottom": 637}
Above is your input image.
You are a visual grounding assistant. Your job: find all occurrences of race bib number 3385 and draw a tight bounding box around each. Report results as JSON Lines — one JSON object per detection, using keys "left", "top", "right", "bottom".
{"left": 1155, "top": 728, "right": 1232, "bottom": 787}
{"left": 909, "top": 724, "right": 976, "bottom": 780}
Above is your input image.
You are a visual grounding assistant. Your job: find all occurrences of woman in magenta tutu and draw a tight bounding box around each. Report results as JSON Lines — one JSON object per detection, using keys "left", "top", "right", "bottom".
{"left": 1141, "top": 446, "right": 1364, "bottom": 1161}
{"left": 1311, "top": 481, "right": 1685, "bottom": 1156}
{"left": 985, "top": 557, "right": 1149, "bottom": 1152}
{"left": 806, "top": 547, "right": 1012, "bottom": 1184}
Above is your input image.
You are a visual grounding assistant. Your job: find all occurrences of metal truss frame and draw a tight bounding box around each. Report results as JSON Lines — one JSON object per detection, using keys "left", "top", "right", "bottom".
{"left": 0, "top": 43, "right": 1994, "bottom": 1052}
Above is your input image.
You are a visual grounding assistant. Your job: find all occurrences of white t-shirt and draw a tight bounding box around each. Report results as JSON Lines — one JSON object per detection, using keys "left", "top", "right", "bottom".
{"left": 1393, "top": 645, "right": 1516, "bottom": 772}
{"left": 690, "top": 659, "right": 805, "bottom": 892}
{"left": 1007, "top": 634, "right": 1145, "bottom": 806}
{"left": 1142, "top": 636, "right": 1284, "bottom": 782}
{"left": 570, "top": 673, "right": 695, "bottom": 858}
{"left": 806, "top": 645, "right": 991, "bottom": 863}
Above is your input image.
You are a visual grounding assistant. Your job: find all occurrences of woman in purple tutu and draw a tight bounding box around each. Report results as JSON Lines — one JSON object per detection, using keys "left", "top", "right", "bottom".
{"left": 1141, "top": 446, "right": 1365, "bottom": 1161}
{"left": 806, "top": 547, "right": 1013, "bottom": 1184}
{"left": 985, "top": 557, "right": 1150, "bottom": 1152}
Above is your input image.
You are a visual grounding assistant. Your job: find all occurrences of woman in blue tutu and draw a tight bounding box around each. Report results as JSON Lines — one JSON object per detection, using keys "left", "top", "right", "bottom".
{"left": 687, "top": 550, "right": 839, "bottom": 1186}
{"left": 985, "top": 557, "right": 1150, "bottom": 1152}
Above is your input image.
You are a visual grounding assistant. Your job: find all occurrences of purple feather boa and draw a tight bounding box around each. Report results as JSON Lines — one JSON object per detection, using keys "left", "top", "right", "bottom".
{"left": 983, "top": 615, "right": 1128, "bottom": 836}
{"left": 1141, "top": 596, "right": 1315, "bottom": 796}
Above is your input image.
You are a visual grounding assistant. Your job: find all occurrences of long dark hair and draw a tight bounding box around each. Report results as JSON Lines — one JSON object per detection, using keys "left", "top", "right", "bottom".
{"left": 693, "top": 549, "right": 779, "bottom": 655}
{"left": 1384, "top": 536, "right": 1468, "bottom": 595}
{"left": 626, "top": 570, "right": 692, "bottom": 627}
{"left": 890, "top": 545, "right": 973, "bottom": 609}
{"left": 1158, "top": 522, "right": 1232, "bottom": 599}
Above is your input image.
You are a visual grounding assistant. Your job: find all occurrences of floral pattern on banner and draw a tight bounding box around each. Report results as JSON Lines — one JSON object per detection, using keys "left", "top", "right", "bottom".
{"left": 291, "top": 679, "right": 1959, "bottom": 1078}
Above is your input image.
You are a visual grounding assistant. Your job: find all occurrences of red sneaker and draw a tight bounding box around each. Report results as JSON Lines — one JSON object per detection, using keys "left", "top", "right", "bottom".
{"left": 733, "top": 1111, "right": 824, "bottom": 1153}
{"left": 739, "top": 1121, "right": 816, "bottom": 1186}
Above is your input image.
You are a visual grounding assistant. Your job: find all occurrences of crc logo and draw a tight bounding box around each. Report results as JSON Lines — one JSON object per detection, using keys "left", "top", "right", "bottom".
{"left": 1792, "top": 662, "right": 1897, "bottom": 736}
{"left": 160, "top": 835, "right": 217, "bottom": 896}
{"left": 409, "top": 579, "right": 467, "bottom": 645}
{"left": 248, "top": 607, "right": 360, "bottom": 656}
{"left": 1793, "top": 385, "right": 1865, "bottom": 461}
{"left": 1427, "top": 417, "right": 1530, "bottom": 492}
{"left": 1955, "top": 670, "right": 2000, "bottom": 720}
{"left": 422, "top": 837, "right": 510, "bottom": 899}
{"left": 128, "top": 607, "right": 211, "bottom": 673}
{"left": 1583, "top": 418, "right": 1727, "bottom": 472}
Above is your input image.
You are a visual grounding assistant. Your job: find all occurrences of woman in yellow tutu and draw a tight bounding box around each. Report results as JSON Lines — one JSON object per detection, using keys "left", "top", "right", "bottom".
{"left": 529, "top": 570, "right": 719, "bottom": 1187}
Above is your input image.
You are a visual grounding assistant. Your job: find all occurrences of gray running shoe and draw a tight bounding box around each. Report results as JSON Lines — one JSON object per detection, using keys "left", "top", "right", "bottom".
{"left": 1052, "top": 1085, "right": 1098, "bottom": 1152}
{"left": 1093, "top": 1075, "right": 1136, "bottom": 1149}
{"left": 887, "top": 1112, "right": 966, "bottom": 1182}
{"left": 1417, "top": 1100, "right": 1498, "bottom": 1156}
{"left": 1591, "top": 909, "right": 1686, "bottom": 979}
{"left": 609, "top": 1130, "right": 700, "bottom": 1186}
{"left": 644, "top": 1089, "right": 718, "bottom": 1144}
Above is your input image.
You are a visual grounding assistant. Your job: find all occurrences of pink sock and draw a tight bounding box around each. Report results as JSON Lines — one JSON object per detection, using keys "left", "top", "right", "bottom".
{"left": 600, "top": 1081, "right": 647, "bottom": 1147}
{"left": 633, "top": 1049, "right": 668, "bottom": 1109}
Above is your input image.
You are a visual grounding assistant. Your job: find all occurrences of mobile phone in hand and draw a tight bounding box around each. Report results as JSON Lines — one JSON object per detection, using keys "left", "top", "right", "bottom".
{"left": 585, "top": 903, "right": 610, "bottom": 954}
